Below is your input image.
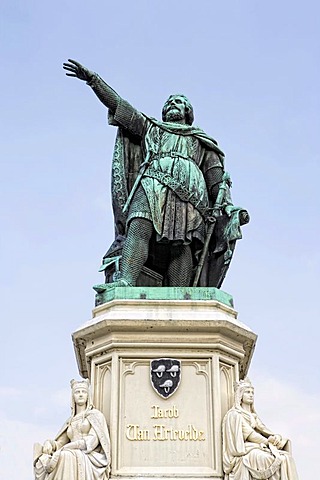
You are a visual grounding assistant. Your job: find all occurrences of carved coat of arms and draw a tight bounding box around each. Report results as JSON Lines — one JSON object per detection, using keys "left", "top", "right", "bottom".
{"left": 150, "top": 358, "right": 181, "bottom": 398}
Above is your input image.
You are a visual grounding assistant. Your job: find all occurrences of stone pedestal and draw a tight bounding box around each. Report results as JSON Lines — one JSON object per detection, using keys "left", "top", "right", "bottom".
{"left": 72, "top": 287, "right": 257, "bottom": 480}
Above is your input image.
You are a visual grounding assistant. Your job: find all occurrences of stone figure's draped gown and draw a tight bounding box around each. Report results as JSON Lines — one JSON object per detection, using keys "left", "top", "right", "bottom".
{"left": 34, "top": 410, "right": 110, "bottom": 480}
{"left": 222, "top": 407, "right": 299, "bottom": 480}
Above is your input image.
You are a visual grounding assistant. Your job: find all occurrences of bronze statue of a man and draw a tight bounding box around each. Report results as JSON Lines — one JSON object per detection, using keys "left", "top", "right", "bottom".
{"left": 63, "top": 59, "right": 248, "bottom": 289}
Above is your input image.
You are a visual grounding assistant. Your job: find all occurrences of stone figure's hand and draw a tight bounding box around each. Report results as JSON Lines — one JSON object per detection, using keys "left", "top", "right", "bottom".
{"left": 260, "top": 442, "right": 268, "bottom": 450}
{"left": 63, "top": 59, "right": 94, "bottom": 83}
{"left": 268, "top": 434, "right": 284, "bottom": 449}
{"left": 43, "top": 440, "right": 54, "bottom": 455}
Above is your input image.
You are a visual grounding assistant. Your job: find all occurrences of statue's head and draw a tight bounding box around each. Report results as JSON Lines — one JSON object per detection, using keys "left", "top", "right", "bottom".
{"left": 70, "top": 378, "right": 93, "bottom": 414}
{"left": 162, "top": 94, "right": 194, "bottom": 125}
{"left": 234, "top": 377, "right": 255, "bottom": 411}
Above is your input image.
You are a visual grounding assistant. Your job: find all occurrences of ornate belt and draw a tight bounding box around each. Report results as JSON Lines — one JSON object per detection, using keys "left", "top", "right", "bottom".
{"left": 154, "top": 151, "right": 197, "bottom": 163}
{"left": 144, "top": 166, "right": 209, "bottom": 220}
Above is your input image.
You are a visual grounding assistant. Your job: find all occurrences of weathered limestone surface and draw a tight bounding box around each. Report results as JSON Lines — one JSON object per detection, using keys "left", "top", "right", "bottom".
{"left": 72, "top": 287, "right": 257, "bottom": 480}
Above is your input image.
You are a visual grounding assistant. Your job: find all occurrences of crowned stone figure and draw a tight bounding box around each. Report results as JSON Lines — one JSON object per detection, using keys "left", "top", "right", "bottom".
{"left": 222, "top": 378, "right": 299, "bottom": 480}
{"left": 33, "top": 379, "right": 110, "bottom": 480}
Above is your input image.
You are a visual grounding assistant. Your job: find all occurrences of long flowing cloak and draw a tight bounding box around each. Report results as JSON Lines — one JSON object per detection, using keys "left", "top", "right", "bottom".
{"left": 222, "top": 408, "right": 299, "bottom": 480}
{"left": 34, "top": 408, "right": 110, "bottom": 480}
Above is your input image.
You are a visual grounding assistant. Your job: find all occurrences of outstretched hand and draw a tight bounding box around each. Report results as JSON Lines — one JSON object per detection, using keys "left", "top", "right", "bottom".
{"left": 63, "top": 59, "right": 94, "bottom": 82}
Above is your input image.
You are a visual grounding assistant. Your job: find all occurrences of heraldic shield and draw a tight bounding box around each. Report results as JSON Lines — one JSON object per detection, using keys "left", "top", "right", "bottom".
{"left": 150, "top": 358, "right": 181, "bottom": 399}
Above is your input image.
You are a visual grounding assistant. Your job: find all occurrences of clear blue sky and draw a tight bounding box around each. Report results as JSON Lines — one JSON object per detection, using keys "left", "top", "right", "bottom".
{"left": 1, "top": 1, "right": 319, "bottom": 477}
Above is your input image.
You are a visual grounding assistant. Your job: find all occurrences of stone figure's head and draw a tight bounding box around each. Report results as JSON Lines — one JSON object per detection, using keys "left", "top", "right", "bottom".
{"left": 234, "top": 377, "right": 255, "bottom": 412}
{"left": 162, "top": 94, "right": 194, "bottom": 125}
{"left": 70, "top": 378, "right": 93, "bottom": 414}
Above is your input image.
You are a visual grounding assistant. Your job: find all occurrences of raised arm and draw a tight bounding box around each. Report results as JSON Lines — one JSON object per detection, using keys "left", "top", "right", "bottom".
{"left": 63, "top": 59, "right": 145, "bottom": 135}
{"left": 63, "top": 59, "right": 119, "bottom": 112}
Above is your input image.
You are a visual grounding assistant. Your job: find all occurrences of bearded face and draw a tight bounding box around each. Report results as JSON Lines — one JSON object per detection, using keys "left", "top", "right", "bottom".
{"left": 163, "top": 95, "right": 187, "bottom": 123}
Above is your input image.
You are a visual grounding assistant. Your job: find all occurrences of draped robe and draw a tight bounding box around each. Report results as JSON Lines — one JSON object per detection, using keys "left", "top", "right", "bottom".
{"left": 222, "top": 407, "right": 299, "bottom": 480}
{"left": 34, "top": 408, "right": 110, "bottom": 480}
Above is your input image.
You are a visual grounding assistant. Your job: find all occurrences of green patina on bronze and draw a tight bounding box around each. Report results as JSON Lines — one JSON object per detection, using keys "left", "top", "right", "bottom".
{"left": 63, "top": 59, "right": 249, "bottom": 301}
{"left": 94, "top": 286, "right": 234, "bottom": 309}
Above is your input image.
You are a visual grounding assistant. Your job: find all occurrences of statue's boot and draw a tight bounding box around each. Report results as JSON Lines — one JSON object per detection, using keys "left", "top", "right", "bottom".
{"left": 93, "top": 278, "right": 132, "bottom": 293}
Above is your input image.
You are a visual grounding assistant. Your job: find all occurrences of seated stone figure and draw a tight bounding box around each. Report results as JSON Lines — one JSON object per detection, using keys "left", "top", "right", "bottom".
{"left": 34, "top": 379, "right": 110, "bottom": 480}
{"left": 222, "top": 378, "right": 299, "bottom": 480}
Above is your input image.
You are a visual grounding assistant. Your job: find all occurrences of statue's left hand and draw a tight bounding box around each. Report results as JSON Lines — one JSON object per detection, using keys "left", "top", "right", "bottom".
{"left": 43, "top": 439, "right": 54, "bottom": 455}
{"left": 268, "top": 434, "right": 285, "bottom": 449}
{"left": 63, "top": 59, "right": 94, "bottom": 82}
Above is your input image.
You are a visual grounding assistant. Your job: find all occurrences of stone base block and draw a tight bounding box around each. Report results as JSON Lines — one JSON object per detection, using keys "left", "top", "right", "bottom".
{"left": 72, "top": 287, "right": 256, "bottom": 480}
